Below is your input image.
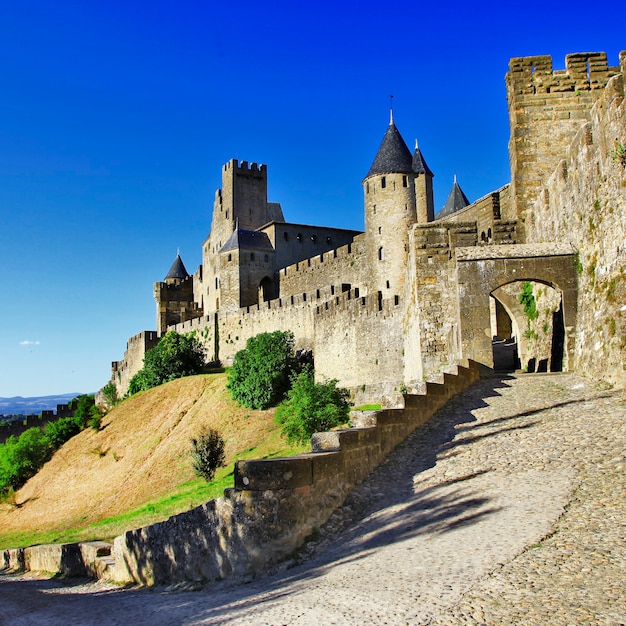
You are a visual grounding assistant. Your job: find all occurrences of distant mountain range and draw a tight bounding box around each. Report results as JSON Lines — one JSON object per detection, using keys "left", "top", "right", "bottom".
{"left": 0, "top": 393, "right": 83, "bottom": 416}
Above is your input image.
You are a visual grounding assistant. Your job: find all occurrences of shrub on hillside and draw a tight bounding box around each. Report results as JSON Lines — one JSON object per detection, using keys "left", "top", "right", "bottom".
{"left": 128, "top": 331, "right": 206, "bottom": 395}
{"left": 0, "top": 428, "right": 51, "bottom": 496}
{"left": 275, "top": 366, "right": 351, "bottom": 445}
{"left": 101, "top": 382, "right": 119, "bottom": 409}
{"left": 44, "top": 416, "right": 81, "bottom": 448}
{"left": 190, "top": 428, "right": 226, "bottom": 482}
{"left": 227, "top": 331, "right": 298, "bottom": 410}
{"left": 69, "top": 394, "right": 97, "bottom": 429}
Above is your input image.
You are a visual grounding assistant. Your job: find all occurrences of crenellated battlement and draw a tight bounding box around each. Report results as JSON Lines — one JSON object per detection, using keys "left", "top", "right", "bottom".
{"left": 223, "top": 159, "right": 267, "bottom": 175}
{"left": 508, "top": 52, "right": 619, "bottom": 95}
{"left": 280, "top": 240, "right": 360, "bottom": 278}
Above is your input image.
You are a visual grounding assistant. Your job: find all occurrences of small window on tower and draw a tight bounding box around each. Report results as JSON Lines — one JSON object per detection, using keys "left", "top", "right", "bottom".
{"left": 402, "top": 175, "right": 408, "bottom": 187}
{"left": 378, "top": 247, "right": 385, "bottom": 261}
{"left": 250, "top": 253, "right": 255, "bottom": 261}
{"left": 381, "top": 176, "right": 386, "bottom": 189}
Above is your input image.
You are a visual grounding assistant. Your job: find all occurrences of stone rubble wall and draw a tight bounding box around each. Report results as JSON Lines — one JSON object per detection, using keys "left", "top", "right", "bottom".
{"left": 525, "top": 55, "right": 626, "bottom": 388}
{"left": 2, "top": 361, "right": 479, "bottom": 584}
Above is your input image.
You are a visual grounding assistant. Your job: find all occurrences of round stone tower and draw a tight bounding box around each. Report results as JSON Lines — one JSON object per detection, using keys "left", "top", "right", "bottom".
{"left": 363, "top": 113, "right": 433, "bottom": 295}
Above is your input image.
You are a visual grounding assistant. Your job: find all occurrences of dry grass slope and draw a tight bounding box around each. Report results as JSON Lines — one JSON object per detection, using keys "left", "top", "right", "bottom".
{"left": 0, "top": 373, "right": 299, "bottom": 549}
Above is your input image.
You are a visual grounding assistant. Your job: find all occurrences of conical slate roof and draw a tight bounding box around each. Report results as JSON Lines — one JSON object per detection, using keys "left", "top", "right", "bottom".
{"left": 164, "top": 253, "right": 189, "bottom": 280}
{"left": 412, "top": 142, "right": 433, "bottom": 176}
{"left": 366, "top": 122, "right": 414, "bottom": 179}
{"left": 436, "top": 178, "right": 470, "bottom": 219}
{"left": 220, "top": 228, "right": 274, "bottom": 253}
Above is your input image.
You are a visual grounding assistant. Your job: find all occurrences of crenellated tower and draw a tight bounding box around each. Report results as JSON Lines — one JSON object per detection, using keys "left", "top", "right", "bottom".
{"left": 506, "top": 52, "right": 621, "bottom": 225}
{"left": 363, "top": 113, "right": 433, "bottom": 294}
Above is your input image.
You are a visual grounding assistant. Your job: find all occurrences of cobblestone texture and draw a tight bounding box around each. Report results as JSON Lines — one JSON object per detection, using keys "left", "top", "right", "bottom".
{"left": 1, "top": 373, "right": 624, "bottom": 625}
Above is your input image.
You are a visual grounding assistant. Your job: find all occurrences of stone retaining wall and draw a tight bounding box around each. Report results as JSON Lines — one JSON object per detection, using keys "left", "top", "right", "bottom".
{"left": 3, "top": 361, "right": 480, "bottom": 585}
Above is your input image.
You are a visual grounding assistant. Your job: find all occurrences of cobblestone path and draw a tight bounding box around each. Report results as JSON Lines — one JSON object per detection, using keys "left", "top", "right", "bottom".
{"left": 1, "top": 373, "right": 624, "bottom": 625}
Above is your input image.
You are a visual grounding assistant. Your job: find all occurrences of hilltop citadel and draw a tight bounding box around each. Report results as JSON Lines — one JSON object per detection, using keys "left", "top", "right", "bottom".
{"left": 108, "top": 50, "right": 626, "bottom": 401}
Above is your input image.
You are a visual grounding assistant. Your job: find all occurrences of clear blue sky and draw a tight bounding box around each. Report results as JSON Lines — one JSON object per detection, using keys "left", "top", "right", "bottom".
{"left": 0, "top": 0, "right": 623, "bottom": 397}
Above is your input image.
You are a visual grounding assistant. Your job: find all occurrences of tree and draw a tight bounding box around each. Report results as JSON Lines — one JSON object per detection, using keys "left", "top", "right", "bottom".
{"left": 128, "top": 331, "right": 206, "bottom": 395}
{"left": 190, "top": 428, "right": 226, "bottom": 482}
{"left": 275, "top": 366, "right": 351, "bottom": 445}
{"left": 227, "top": 331, "right": 297, "bottom": 409}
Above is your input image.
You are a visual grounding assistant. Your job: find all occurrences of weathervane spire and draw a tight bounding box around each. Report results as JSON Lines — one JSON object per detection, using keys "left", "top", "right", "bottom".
{"left": 389, "top": 94, "right": 394, "bottom": 125}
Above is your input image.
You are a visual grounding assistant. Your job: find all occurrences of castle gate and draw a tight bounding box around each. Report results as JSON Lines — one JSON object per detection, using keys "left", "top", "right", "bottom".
{"left": 455, "top": 243, "right": 578, "bottom": 372}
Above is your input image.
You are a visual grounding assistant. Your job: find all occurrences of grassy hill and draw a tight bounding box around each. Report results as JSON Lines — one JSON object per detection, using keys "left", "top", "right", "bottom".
{"left": 0, "top": 372, "right": 306, "bottom": 550}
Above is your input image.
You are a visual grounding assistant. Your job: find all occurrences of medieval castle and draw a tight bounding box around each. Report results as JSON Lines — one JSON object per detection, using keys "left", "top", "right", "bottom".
{"left": 108, "top": 51, "right": 626, "bottom": 402}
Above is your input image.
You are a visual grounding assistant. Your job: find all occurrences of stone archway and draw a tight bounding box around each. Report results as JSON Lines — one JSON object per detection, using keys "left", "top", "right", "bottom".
{"left": 491, "top": 280, "right": 564, "bottom": 373}
{"left": 258, "top": 276, "right": 274, "bottom": 303}
{"left": 455, "top": 243, "right": 578, "bottom": 372}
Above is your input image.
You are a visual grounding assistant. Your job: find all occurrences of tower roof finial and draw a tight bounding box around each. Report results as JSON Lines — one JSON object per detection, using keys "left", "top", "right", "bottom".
{"left": 389, "top": 94, "right": 394, "bottom": 125}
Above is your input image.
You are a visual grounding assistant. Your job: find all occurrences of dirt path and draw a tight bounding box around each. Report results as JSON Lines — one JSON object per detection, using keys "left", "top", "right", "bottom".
{"left": 1, "top": 373, "right": 624, "bottom": 625}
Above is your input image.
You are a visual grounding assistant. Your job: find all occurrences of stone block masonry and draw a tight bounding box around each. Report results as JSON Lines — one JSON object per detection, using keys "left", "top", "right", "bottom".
{"left": 524, "top": 54, "right": 626, "bottom": 388}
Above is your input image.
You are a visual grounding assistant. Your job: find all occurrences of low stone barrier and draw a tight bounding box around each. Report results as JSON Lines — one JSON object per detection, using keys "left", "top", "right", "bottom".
{"left": 2, "top": 361, "right": 480, "bottom": 585}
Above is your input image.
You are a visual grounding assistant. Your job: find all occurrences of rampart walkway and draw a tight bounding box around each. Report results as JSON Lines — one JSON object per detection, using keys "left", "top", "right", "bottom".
{"left": 1, "top": 373, "right": 624, "bottom": 624}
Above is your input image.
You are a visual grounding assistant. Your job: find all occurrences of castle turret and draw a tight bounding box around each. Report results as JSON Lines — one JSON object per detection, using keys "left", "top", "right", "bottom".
{"left": 154, "top": 252, "right": 200, "bottom": 335}
{"left": 363, "top": 113, "right": 430, "bottom": 294}
{"left": 412, "top": 140, "right": 434, "bottom": 223}
{"left": 164, "top": 252, "right": 190, "bottom": 285}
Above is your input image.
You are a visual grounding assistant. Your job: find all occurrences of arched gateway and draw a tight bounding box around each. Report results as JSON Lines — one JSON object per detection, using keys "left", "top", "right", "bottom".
{"left": 455, "top": 242, "right": 578, "bottom": 373}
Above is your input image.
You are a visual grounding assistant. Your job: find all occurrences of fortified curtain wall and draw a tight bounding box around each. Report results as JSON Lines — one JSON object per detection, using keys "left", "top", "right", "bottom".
{"left": 278, "top": 236, "right": 368, "bottom": 298}
{"left": 524, "top": 53, "right": 626, "bottom": 388}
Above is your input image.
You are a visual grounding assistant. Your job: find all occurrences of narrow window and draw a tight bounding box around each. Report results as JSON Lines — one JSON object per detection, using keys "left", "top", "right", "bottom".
{"left": 402, "top": 175, "right": 408, "bottom": 187}
{"left": 215, "top": 277, "right": 219, "bottom": 289}
{"left": 378, "top": 247, "right": 385, "bottom": 261}
{"left": 228, "top": 254, "right": 232, "bottom": 262}
{"left": 366, "top": 182, "right": 370, "bottom": 193}
{"left": 386, "top": 280, "right": 390, "bottom": 288}
{"left": 226, "top": 210, "right": 229, "bottom": 219}
{"left": 381, "top": 176, "right": 386, "bottom": 189}
{"left": 250, "top": 253, "right": 255, "bottom": 261}
{"left": 378, "top": 227, "right": 382, "bottom": 234}
{"left": 264, "top": 254, "right": 269, "bottom": 262}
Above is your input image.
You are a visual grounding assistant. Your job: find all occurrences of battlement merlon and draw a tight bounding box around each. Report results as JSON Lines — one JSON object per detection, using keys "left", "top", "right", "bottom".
{"left": 222, "top": 159, "right": 267, "bottom": 176}
{"left": 507, "top": 51, "right": 621, "bottom": 95}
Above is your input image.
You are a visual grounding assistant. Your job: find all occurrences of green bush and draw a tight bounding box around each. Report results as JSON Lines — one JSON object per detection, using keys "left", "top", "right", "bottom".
{"left": 227, "top": 331, "right": 297, "bottom": 409}
{"left": 0, "top": 428, "right": 51, "bottom": 496}
{"left": 101, "top": 382, "right": 119, "bottom": 409}
{"left": 44, "top": 416, "right": 81, "bottom": 448}
{"left": 191, "top": 428, "right": 226, "bottom": 482}
{"left": 275, "top": 366, "right": 351, "bottom": 445}
{"left": 128, "top": 331, "right": 206, "bottom": 395}
{"left": 70, "top": 394, "right": 97, "bottom": 429}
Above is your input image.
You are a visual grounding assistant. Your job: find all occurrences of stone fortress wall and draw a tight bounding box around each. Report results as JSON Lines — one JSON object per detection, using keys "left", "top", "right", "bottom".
{"left": 524, "top": 51, "right": 626, "bottom": 387}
